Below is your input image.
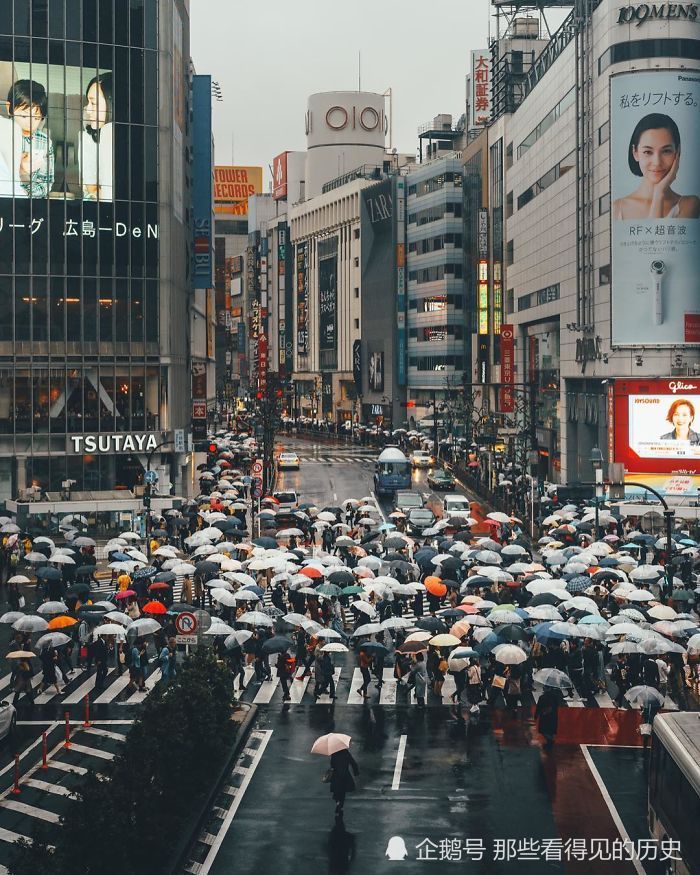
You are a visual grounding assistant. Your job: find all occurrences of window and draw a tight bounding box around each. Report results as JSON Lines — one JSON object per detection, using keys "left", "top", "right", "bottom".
{"left": 517, "top": 87, "right": 576, "bottom": 158}
{"left": 518, "top": 283, "right": 560, "bottom": 311}
{"left": 599, "top": 193, "right": 610, "bottom": 215}
{"left": 354, "top": 318, "right": 359, "bottom": 329}
{"left": 599, "top": 38, "right": 700, "bottom": 75}
{"left": 354, "top": 287, "right": 359, "bottom": 298}
{"left": 353, "top": 257, "right": 359, "bottom": 267}
{"left": 506, "top": 142, "right": 513, "bottom": 170}
{"left": 412, "top": 172, "right": 463, "bottom": 197}
{"left": 506, "top": 191, "right": 513, "bottom": 219}
{"left": 598, "top": 121, "right": 609, "bottom": 145}
{"left": 599, "top": 264, "right": 611, "bottom": 285}
{"left": 506, "top": 288, "right": 514, "bottom": 314}
{"left": 506, "top": 240, "right": 514, "bottom": 267}
{"left": 353, "top": 228, "right": 360, "bottom": 239}
{"left": 517, "top": 150, "right": 576, "bottom": 210}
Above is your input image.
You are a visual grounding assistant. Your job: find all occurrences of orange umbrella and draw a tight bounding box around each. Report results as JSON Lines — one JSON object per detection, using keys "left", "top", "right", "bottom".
{"left": 48, "top": 615, "right": 77, "bottom": 629}
{"left": 300, "top": 566, "right": 323, "bottom": 580}
{"left": 424, "top": 576, "right": 447, "bottom": 597}
{"left": 143, "top": 601, "right": 167, "bottom": 615}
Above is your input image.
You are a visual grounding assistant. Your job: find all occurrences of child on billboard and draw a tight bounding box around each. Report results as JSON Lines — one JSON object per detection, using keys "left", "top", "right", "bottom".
{"left": 0, "top": 79, "right": 55, "bottom": 198}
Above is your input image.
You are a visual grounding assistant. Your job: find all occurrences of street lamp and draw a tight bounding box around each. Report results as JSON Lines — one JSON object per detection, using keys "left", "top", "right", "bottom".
{"left": 590, "top": 447, "right": 604, "bottom": 539}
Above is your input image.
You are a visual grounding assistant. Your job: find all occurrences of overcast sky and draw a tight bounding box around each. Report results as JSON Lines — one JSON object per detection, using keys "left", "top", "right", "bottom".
{"left": 190, "top": 0, "right": 494, "bottom": 182}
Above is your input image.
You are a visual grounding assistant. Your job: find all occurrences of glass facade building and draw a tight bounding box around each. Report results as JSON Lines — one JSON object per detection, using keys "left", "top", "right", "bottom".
{"left": 0, "top": 0, "right": 192, "bottom": 499}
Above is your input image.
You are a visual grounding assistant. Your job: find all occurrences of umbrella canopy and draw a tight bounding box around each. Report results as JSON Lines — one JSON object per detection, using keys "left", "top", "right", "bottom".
{"left": 429, "top": 633, "right": 461, "bottom": 648}
{"left": 35, "top": 632, "right": 72, "bottom": 649}
{"left": 6, "top": 650, "right": 36, "bottom": 659}
{"left": 129, "top": 618, "right": 162, "bottom": 636}
{"left": 94, "top": 624, "right": 127, "bottom": 638}
{"left": 142, "top": 601, "right": 167, "bottom": 615}
{"left": 624, "top": 685, "right": 665, "bottom": 709}
{"left": 533, "top": 668, "right": 573, "bottom": 690}
{"left": 424, "top": 576, "right": 447, "bottom": 597}
{"left": 261, "top": 636, "right": 294, "bottom": 654}
{"left": 311, "top": 733, "right": 351, "bottom": 756}
{"left": 48, "top": 615, "right": 78, "bottom": 629}
{"left": 36, "top": 601, "right": 69, "bottom": 615}
{"left": 492, "top": 643, "right": 528, "bottom": 665}
{"left": 13, "top": 615, "right": 49, "bottom": 632}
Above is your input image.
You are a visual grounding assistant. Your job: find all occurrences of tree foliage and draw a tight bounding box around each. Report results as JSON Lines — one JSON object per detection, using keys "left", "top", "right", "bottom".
{"left": 10, "top": 648, "right": 237, "bottom": 875}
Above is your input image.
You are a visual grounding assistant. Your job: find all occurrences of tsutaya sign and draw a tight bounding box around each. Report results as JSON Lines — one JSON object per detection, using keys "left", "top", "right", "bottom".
{"left": 69, "top": 434, "right": 159, "bottom": 454}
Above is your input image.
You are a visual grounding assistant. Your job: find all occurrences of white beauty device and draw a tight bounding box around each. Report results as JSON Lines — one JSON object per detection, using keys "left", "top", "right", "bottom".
{"left": 650, "top": 260, "right": 665, "bottom": 326}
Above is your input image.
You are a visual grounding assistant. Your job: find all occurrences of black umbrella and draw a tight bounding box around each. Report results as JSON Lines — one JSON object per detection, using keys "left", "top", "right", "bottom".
{"left": 252, "top": 537, "right": 278, "bottom": 549}
{"left": 195, "top": 560, "right": 219, "bottom": 576}
{"left": 389, "top": 560, "right": 414, "bottom": 574}
{"left": 414, "top": 617, "right": 449, "bottom": 634}
{"left": 75, "top": 565, "right": 96, "bottom": 579}
{"left": 438, "top": 557, "right": 462, "bottom": 573}
{"left": 453, "top": 532, "right": 472, "bottom": 543}
{"left": 154, "top": 571, "right": 177, "bottom": 584}
{"left": 33, "top": 543, "right": 52, "bottom": 557}
{"left": 528, "top": 593, "right": 563, "bottom": 607}
{"left": 441, "top": 579, "right": 461, "bottom": 590}
{"left": 358, "top": 642, "right": 389, "bottom": 656}
{"left": 328, "top": 570, "right": 355, "bottom": 586}
{"left": 384, "top": 538, "right": 409, "bottom": 551}
{"left": 462, "top": 575, "right": 494, "bottom": 588}
{"left": 133, "top": 566, "right": 157, "bottom": 580}
{"left": 383, "top": 551, "right": 406, "bottom": 562}
{"left": 321, "top": 507, "right": 343, "bottom": 517}
{"left": 167, "top": 603, "right": 196, "bottom": 614}
{"left": 261, "top": 635, "right": 294, "bottom": 654}
{"left": 36, "top": 566, "right": 62, "bottom": 581}
{"left": 495, "top": 624, "right": 530, "bottom": 642}
{"left": 438, "top": 608, "right": 464, "bottom": 621}
{"left": 66, "top": 582, "right": 90, "bottom": 596}
{"left": 214, "top": 518, "right": 243, "bottom": 532}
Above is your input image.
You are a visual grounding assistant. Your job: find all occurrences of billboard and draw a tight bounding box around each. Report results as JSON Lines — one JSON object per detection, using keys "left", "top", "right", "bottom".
{"left": 611, "top": 71, "right": 700, "bottom": 345}
{"left": 470, "top": 50, "right": 491, "bottom": 128}
{"left": 273, "top": 152, "right": 288, "bottom": 200}
{"left": 192, "top": 76, "right": 214, "bottom": 290}
{"left": 499, "top": 324, "right": 514, "bottom": 412}
{"left": 369, "top": 352, "right": 384, "bottom": 392}
{"left": 214, "top": 166, "right": 263, "bottom": 216}
{"left": 613, "top": 378, "right": 700, "bottom": 475}
{"left": 318, "top": 237, "right": 338, "bottom": 353}
{"left": 296, "top": 241, "right": 308, "bottom": 354}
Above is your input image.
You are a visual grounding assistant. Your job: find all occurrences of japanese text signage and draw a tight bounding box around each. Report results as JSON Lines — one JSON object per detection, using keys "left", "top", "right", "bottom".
{"left": 500, "top": 324, "right": 515, "bottom": 413}
{"left": 477, "top": 259, "right": 489, "bottom": 335}
{"left": 471, "top": 50, "right": 491, "bottom": 127}
{"left": 318, "top": 237, "right": 338, "bottom": 353}
{"left": 296, "top": 241, "right": 308, "bottom": 354}
{"left": 478, "top": 209, "right": 489, "bottom": 258}
{"left": 272, "top": 152, "right": 288, "bottom": 200}
{"left": 610, "top": 71, "right": 700, "bottom": 345}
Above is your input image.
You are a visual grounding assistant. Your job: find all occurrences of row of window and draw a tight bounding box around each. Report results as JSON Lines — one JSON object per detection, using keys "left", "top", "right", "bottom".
{"left": 517, "top": 87, "right": 575, "bottom": 159}
{"left": 408, "top": 234, "right": 463, "bottom": 255}
{"left": 409, "top": 294, "right": 465, "bottom": 313}
{"left": 0, "top": 276, "right": 159, "bottom": 343}
{"left": 517, "top": 283, "right": 560, "bottom": 312}
{"left": 0, "top": 0, "right": 159, "bottom": 50}
{"left": 408, "top": 355, "right": 466, "bottom": 371}
{"left": 516, "top": 150, "right": 575, "bottom": 211}
{"left": 408, "top": 202, "right": 463, "bottom": 225}
{"left": 408, "top": 263, "right": 463, "bottom": 283}
{"left": 409, "top": 325, "right": 465, "bottom": 341}
{"left": 408, "top": 172, "right": 463, "bottom": 197}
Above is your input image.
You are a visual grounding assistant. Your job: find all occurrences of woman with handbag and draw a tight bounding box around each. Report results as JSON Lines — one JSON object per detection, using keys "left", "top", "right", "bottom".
{"left": 466, "top": 659, "right": 483, "bottom": 704}
{"left": 504, "top": 667, "right": 521, "bottom": 716}
{"left": 329, "top": 747, "right": 360, "bottom": 821}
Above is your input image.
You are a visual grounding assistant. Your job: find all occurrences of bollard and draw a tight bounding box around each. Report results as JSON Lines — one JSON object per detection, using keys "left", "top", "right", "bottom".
{"left": 64, "top": 711, "right": 71, "bottom": 748}
{"left": 83, "top": 693, "right": 91, "bottom": 728}
{"left": 10, "top": 754, "right": 20, "bottom": 795}
{"left": 41, "top": 731, "right": 48, "bottom": 769}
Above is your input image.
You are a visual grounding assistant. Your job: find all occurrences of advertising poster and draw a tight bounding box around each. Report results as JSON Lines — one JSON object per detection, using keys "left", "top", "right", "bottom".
{"left": 369, "top": 352, "right": 384, "bottom": 392}
{"left": 611, "top": 71, "right": 700, "bottom": 345}
{"left": 318, "top": 237, "right": 338, "bottom": 353}
{"left": 296, "top": 241, "right": 308, "bottom": 354}
{"left": 214, "top": 166, "right": 263, "bottom": 216}
{"left": 613, "top": 378, "right": 700, "bottom": 475}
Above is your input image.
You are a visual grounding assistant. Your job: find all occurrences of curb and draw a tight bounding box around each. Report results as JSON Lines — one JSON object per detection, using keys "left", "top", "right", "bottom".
{"left": 169, "top": 703, "right": 258, "bottom": 873}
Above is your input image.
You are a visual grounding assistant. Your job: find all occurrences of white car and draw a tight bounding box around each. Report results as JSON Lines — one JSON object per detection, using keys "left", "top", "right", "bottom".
{"left": 0, "top": 701, "right": 16, "bottom": 741}
{"left": 411, "top": 450, "right": 434, "bottom": 469}
{"left": 277, "top": 452, "right": 300, "bottom": 471}
{"left": 272, "top": 490, "right": 299, "bottom": 511}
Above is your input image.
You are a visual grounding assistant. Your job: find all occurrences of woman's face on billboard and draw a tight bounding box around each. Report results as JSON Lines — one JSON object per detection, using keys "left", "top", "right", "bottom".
{"left": 672, "top": 404, "right": 693, "bottom": 432}
{"left": 632, "top": 128, "right": 678, "bottom": 182}
{"left": 84, "top": 82, "right": 108, "bottom": 128}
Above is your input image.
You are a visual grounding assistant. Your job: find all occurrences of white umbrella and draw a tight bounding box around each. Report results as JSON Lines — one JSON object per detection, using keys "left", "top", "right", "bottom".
{"left": 50, "top": 554, "right": 75, "bottom": 565}
{"left": 625, "top": 589, "right": 655, "bottom": 602}
{"left": 225, "top": 630, "right": 253, "bottom": 649}
{"left": 533, "top": 668, "right": 574, "bottom": 690}
{"left": 647, "top": 605, "right": 677, "bottom": 621}
{"left": 35, "top": 632, "right": 72, "bottom": 649}
{"left": 37, "top": 601, "right": 70, "bottom": 615}
{"left": 316, "top": 628, "right": 343, "bottom": 640}
{"left": 380, "top": 616, "right": 413, "bottom": 630}
{"left": 211, "top": 589, "right": 238, "bottom": 607}
{"left": 7, "top": 575, "right": 30, "bottom": 585}
{"left": 487, "top": 511, "right": 512, "bottom": 524}
{"left": 492, "top": 643, "right": 528, "bottom": 665}
{"left": 350, "top": 601, "right": 377, "bottom": 616}
{"left": 351, "top": 622, "right": 382, "bottom": 637}
{"left": 13, "top": 615, "right": 49, "bottom": 632}
{"left": 204, "top": 623, "right": 236, "bottom": 636}
{"left": 128, "top": 618, "right": 161, "bottom": 636}
{"left": 0, "top": 611, "right": 25, "bottom": 624}
{"left": 94, "top": 624, "right": 127, "bottom": 638}
{"left": 630, "top": 565, "right": 665, "bottom": 581}
{"left": 104, "top": 611, "right": 132, "bottom": 627}
{"left": 172, "top": 563, "right": 197, "bottom": 575}
{"left": 311, "top": 733, "right": 351, "bottom": 756}
{"left": 237, "top": 611, "right": 274, "bottom": 626}
{"left": 320, "top": 643, "right": 349, "bottom": 653}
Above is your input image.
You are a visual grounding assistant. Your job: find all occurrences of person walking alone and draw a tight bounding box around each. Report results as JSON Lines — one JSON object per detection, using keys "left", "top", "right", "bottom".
{"left": 329, "top": 747, "right": 360, "bottom": 821}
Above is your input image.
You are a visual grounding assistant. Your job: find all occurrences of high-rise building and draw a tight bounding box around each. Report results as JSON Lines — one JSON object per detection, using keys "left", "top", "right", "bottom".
{"left": 0, "top": 1, "right": 196, "bottom": 513}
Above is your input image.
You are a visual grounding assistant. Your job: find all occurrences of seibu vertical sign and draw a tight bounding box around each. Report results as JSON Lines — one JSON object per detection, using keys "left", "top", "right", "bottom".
{"left": 499, "top": 324, "right": 515, "bottom": 412}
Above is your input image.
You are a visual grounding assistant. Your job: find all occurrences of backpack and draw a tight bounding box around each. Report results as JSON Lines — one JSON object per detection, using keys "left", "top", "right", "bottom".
{"left": 285, "top": 655, "right": 296, "bottom": 673}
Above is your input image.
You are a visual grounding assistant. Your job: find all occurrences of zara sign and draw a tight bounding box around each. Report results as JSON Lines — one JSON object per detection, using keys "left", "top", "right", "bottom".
{"left": 69, "top": 434, "right": 160, "bottom": 454}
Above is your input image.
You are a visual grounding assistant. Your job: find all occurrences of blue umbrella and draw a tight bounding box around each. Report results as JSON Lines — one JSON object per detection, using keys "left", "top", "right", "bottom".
{"left": 532, "top": 622, "right": 571, "bottom": 645}
{"left": 578, "top": 614, "right": 608, "bottom": 625}
{"left": 132, "top": 566, "right": 157, "bottom": 580}
{"left": 565, "top": 575, "right": 591, "bottom": 593}
{"left": 475, "top": 632, "right": 501, "bottom": 655}
{"left": 598, "top": 557, "right": 620, "bottom": 567}
{"left": 108, "top": 551, "right": 133, "bottom": 562}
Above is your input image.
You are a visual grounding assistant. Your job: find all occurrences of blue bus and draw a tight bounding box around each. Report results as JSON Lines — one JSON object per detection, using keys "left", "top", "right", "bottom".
{"left": 374, "top": 447, "right": 411, "bottom": 497}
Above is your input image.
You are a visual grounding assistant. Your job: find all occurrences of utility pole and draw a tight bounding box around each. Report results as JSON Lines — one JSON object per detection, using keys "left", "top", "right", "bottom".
{"left": 254, "top": 377, "right": 285, "bottom": 494}
{"left": 143, "top": 438, "right": 174, "bottom": 558}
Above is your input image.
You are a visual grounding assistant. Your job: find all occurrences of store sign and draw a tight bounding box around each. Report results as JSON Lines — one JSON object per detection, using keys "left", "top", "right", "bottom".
{"left": 500, "top": 324, "right": 515, "bottom": 413}
{"left": 69, "top": 433, "right": 159, "bottom": 454}
{"left": 318, "top": 237, "right": 338, "bottom": 353}
{"left": 477, "top": 259, "right": 489, "bottom": 335}
{"left": 478, "top": 209, "right": 489, "bottom": 258}
{"left": 470, "top": 50, "right": 491, "bottom": 127}
{"left": 296, "top": 241, "right": 308, "bottom": 354}
{"left": 617, "top": 4, "right": 698, "bottom": 25}
{"left": 214, "top": 166, "right": 263, "bottom": 216}
{"left": 353, "top": 340, "right": 362, "bottom": 390}
{"left": 273, "top": 152, "right": 289, "bottom": 200}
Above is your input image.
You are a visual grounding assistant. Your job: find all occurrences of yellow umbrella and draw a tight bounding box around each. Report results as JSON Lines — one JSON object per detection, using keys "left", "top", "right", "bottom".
{"left": 429, "top": 633, "right": 461, "bottom": 648}
{"left": 7, "top": 650, "right": 35, "bottom": 658}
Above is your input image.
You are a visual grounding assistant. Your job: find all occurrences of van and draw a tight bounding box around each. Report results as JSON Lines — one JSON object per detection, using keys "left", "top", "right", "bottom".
{"left": 272, "top": 490, "right": 299, "bottom": 511}
{"left": 443, "top": 493, "right": 471, "bottom": 516}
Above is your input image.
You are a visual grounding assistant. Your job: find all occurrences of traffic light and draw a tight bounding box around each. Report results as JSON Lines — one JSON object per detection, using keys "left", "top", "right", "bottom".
{"left": 208, "top": 442, "right": 217, "bottom": 454}
{"left": 143, "top": 493, "right": 151, "bottom": 509}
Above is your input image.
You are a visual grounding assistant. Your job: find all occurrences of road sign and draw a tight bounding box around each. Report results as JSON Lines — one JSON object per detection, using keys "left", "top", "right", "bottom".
{"left": 175, "top": 634, "right": 197, "bottom": 646}
{"left": 175, "top": 612, "right": 197, "bottom": 635}
{"left": 252, "top": 476, "right": 263, "bottom": 489}
{"left": 252, "top": 460, "right": 263, "bottom": 476}
{"left": 173, "top": 429, "right": 185, "bottom": 453}
{"left": 144, "top": 470, "right": 158, "bottom": 485}
{"left": 252, "top": 486, "right": 262, "bottom": 499}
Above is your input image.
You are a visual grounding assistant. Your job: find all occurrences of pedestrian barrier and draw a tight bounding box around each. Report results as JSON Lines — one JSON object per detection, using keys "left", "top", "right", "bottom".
{"left": 10, "top": 755, "right": 20, "bottom": 796}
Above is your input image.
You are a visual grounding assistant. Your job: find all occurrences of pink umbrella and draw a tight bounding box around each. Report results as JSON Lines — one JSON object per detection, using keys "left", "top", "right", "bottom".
{"left": 311, "top": 733, "right": 352, "bottom": 756}
{"left": 115, "top": 589, "right": 137, "bottom": 600}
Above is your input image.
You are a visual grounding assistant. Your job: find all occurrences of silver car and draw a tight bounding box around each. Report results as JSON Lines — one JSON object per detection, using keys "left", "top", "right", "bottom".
{"left": 0, "top": 701, "right": 17, "bottom": 741}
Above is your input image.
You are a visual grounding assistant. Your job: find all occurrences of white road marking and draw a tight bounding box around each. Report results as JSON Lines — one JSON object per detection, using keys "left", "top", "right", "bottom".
{"left": 379, "top": 669, "right": 398, "bottom": 705}
{"left": 346, "top": 668, "right": 367, "bottom": 705}
{"left": 67, "top": 742, "right": 116, "bottom": 760}
{"left": 0, "top": 825, "right": 34, "bottom": 844}
{"left": 196, "top": 729, "right": 273, "bottom": 875}
{"left": 0, "top": 799, "right": 60, "bottom": 822}
{"left": 46, "top": 761, "right": 87, "bottom": 776}
{"left": 84, "top": 726, "right": 128, "bottom": 741}
{"left": 252, "top": 678, "right": 279, "bottom": 704}
{"left": 288, "top": 674, "right": 310, "bottom": 703}
{"left": 62, "top": 673, "right": 98, "bottom": 705}
{"left": 315, "top": 667, "right": 342, "bottom": 703}
{"left": 580, "top": 745, "right": 645, "bottom": 875}
{"left": 392, "top": 735, "right": 407, "bottom": 790}
{"left": 93, "top": 672, "right": 132, "bottom": 704}
{"left": 125, "top": 669, "right": 162, "bottom": 704}
{"left": 23, "top": 778, "right": 73, "bottom": 797}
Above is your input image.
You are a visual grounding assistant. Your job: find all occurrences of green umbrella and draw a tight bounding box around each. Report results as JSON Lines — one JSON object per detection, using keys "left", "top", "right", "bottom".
{"left": 316, "top": 583, "right": 342, "bottom": 597}
{"left": 672, "top": 589, "right": 694, "bottom": 602}
{"left": 341, "top": 585, "right": 364, "bottom": 595}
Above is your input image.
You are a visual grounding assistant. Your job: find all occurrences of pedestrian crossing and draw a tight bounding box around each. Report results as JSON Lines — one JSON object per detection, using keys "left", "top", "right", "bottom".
{"left": 293, "top": 455, "right": 375, "bottom": 465}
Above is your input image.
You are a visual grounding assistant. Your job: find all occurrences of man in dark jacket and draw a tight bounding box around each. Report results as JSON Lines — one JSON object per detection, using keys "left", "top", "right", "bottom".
{"left": 314, "top": 651, "right": 336, "bottom": 700}
{"left": 277, "top": 650, "right": 293, "bottom": 702}
{"left": 329, "top": 747, "right": 359, "bottom": 820}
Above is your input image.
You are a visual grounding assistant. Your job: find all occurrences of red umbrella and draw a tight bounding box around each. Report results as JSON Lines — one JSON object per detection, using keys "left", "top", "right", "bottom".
{"left": 148, "top": 582, "right": 172, "bottom": 591}
{"left": 143, "top": 601, "right": 167, "bottom": 615}
{"left": 300, "top": 566, "right": 323, "bottom": 580}
{"left": 115, "top": 589, "right": 137, "bottom": 600}
{"left": 425, "top": 576, "right": 447, "bottom": 597}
